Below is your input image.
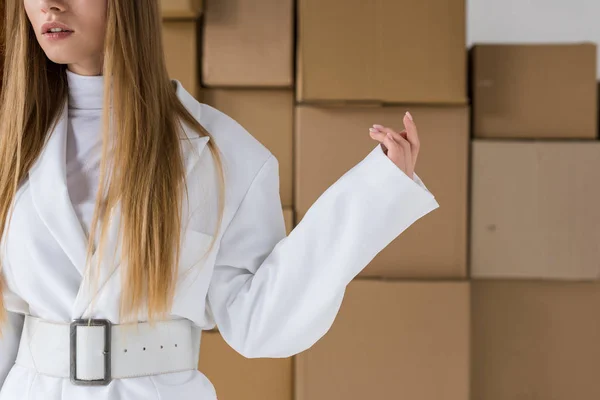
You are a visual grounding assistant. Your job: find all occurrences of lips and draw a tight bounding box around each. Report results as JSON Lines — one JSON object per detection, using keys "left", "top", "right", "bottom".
{"left": 41, "top": 22, "right": 73, "bottom": 35}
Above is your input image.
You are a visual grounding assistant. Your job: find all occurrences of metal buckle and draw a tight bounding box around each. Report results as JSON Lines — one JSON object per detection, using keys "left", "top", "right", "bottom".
{"left": 69, "top": 318, "right": 112, "bottom": 386}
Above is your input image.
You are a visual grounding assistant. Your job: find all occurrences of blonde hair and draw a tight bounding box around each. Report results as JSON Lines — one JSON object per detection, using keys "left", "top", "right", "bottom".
{"left": 0, "top": 0, "right": 224, "bottom": 333}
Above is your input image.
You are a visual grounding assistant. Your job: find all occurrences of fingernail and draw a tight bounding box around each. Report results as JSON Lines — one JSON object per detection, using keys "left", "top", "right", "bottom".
{"left": 405, "top": 111, "right": 413, "bottom": 121}
{"left": 373, "top": 124, "right": 384, "bottom": 129}
{"left": 369, "top": 128, "right": 378, "bottom": 132}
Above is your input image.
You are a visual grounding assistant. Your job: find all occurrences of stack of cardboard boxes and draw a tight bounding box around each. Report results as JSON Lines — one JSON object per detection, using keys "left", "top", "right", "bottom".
{"left": 470, "top": 43, "right": 600, "bottom": 399}
{"left": 158, "top": 0, "right": 600, "bottom": 398}
{"left": 201, "top": 0, "right": 295, "bottom": 236}
{"left": 294, "top": 1, "right": 470, "bottom": 399}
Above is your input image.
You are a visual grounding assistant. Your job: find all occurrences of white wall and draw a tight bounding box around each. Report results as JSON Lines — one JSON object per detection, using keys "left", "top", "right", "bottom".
{"left": 468, "top": 0, "right": 600, "bottom": 77}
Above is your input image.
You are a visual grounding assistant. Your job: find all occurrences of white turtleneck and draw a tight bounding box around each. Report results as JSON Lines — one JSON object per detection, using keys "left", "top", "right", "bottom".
{"left": 65, "top": 70, "right": 104, "bottom": 239}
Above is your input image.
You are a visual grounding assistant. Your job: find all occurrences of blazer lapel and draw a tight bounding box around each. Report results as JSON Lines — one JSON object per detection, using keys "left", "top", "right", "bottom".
{"left": 71, "top": 82, "right": 211, "bottom": 319}
{"left": 29, "top": 102, "right": 91, "bottom": 277}
{"left": 72, "top": 135, "right": 211, "bottom": 319}
{"left": 71, "top": 201, "right": 122, "bottom": 320}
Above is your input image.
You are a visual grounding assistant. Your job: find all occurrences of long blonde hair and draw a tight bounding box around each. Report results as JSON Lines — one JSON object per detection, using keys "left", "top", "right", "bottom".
{"left": 0, "top": 0, "right": 224, "bottom": 331}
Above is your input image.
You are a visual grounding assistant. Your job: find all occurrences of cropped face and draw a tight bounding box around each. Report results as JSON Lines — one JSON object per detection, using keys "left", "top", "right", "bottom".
{"left": 23, "top": 0, "right": 108, "bottom": 75}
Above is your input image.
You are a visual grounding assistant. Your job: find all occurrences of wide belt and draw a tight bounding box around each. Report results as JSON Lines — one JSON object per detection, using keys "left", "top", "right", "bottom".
{"left": 15, "top": 315, "right": 199, "bottom": 386}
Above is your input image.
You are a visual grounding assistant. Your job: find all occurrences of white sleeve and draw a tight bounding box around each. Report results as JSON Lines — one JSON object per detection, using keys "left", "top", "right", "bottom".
{"left": 1, "top": 264, "right": 27, "bottom": 388}
{"left": 207, "top": 144, "right": 439, "bottom": 358}
{"left": 0, "top": 308, "right": 24, "bottom": 387}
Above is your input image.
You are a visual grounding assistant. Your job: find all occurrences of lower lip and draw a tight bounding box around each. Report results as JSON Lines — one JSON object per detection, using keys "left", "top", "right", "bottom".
{"left": 43, "top": 31, "right": 73, "bottom": 41}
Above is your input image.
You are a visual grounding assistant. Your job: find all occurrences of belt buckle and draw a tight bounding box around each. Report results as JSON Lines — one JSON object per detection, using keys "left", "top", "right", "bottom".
{"left": 69, "top": 318, "right": 112, "bottom": 386}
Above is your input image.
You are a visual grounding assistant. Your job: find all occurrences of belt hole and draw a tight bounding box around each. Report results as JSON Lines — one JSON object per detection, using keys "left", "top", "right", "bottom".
{"left": 124, "top": 349, "right": 128, "bottom": 353}
{"left": 143, "top": 347, "right": 146, "bottom": 351}
{"left": 160, "top": 345, "right": 163, "bottom": 349}
{"left": 175, "top": 344, "right": 178, "bottom": 347}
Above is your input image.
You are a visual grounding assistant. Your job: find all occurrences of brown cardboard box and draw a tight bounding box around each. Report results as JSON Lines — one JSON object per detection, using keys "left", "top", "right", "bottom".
{"left": 472, "top": 281, "right": 600, "bottom": 400}
{"left": 202, "top": 0, "right": 293, "bottom": 87}
{"left": 160, "top": 0, "right": 202, "bottom": 19}
{"left": 296, "top": 280, "right": 469, "bottom": 400}
{"left": 199, "top": 331, "right": 293, "bottom": 400}
{"left": 471, "top": 44, "right": 598, "bottom": 139}
{"left": 471, "top": 141, "right": 600, "bottom": 280}
{"left": 162, "top": 20, "right": 201, "bottom": 99}
{"left": 297, "top": 0, "right": 466, "bottom": 104}
{"left": 283, "top": 207, "right": 294, "bottom": 235}
{"left": 295, "top": 105, "right": 469, "bottom": 278}
{"left": 203, "top": 90, "right": 293, "bottom": 206}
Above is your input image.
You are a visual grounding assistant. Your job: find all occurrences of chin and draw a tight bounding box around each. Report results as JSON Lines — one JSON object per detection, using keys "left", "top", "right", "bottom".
{"left": 38, "top": 45, "right": 77, "bottom": 65}
{"left": 45, "top": 53, "right": 75, "bottom": 65}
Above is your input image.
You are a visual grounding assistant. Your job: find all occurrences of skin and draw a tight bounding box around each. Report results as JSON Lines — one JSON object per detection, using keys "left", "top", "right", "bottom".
{"left": 23, "top": 0, "right": 108, "bottom": 76}
{"left": 369, "top": 112, "right": 421, "bottom": 180}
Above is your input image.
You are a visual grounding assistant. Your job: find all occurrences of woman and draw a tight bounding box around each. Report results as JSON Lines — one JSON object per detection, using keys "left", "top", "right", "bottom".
{"left": 0, "top": 0, "right": 439, "bottom": 399}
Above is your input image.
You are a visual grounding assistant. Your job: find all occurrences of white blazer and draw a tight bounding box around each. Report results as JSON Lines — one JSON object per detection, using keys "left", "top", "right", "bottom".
{"left": 0, "top": 81, "right": 439, "bottom": 399}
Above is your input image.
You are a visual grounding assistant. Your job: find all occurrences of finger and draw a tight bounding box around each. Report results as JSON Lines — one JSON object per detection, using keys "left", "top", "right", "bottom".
{"left": 383, "top": 133, "right": 406, "bottom": 172}
{"left": 373, "top": 126, "right": 403, "bottom": 156}
{"left": 369, "top": 128, "right": 389, "bottom": 154}
{"left": 393, "top": 133, "right": 414, "bottom": 179}
{"left": 372, "top": 126, "right": 413, "bottom": 172}
{"left": 376, "top": 126, "right": 404, "bottom": 142}
{"left": 375, "top": 127, "right": 414, "bottom": 167}
{"left": 375, "top": 126, "right": 408, "bottom": 142}
{"left": 373, "top": 124, "right": 417, "bottom": 175}
{"left": 403, "top": 112, "right": 420, "bottom": 163}
{"left": 369, "top": 127, "right": 387, "bottom": 142}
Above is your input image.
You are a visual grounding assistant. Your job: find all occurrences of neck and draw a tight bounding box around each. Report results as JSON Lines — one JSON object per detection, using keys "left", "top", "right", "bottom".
{"left": 68, "top": 57, "right": 104, "bottom": 76}
{"left": 66, "top": 70, "right": 104, "bottom": 111}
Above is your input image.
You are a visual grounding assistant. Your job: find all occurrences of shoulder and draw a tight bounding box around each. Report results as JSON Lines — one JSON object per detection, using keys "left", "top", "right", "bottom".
{"left": 176, "top": 80, "right": 273, "bottom": 168}
{"left": 175, "top": 81, "right": 279, "bottom": 209}
{"left": 198, "top": 102, "right": 272, "bottom": 167}
{"left": 196, "top": 102, "right": 278, "bottom": 189}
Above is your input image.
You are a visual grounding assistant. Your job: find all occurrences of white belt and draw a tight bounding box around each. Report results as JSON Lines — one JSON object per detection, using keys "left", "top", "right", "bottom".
{"left": 15, "top": 315, "right": 200, "bottom": 386}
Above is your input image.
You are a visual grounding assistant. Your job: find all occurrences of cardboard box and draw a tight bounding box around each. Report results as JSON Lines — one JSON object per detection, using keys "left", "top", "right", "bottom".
{"left": 199, "top": 331, "right": 293, "bottom": 400}
{"left": 471, "top": 141, "right": 600, "bottom": 280}
{"left": 160, "top": 0, "right": 202, "bottom": 19}
{"left": 297, "top": 0, "right": 466, "bottom": 104}
{"left": 472, "top": 281, "right": 600, "bottom": 400}
{"left": 295, "top": 105, "right": 469, "bottom": 278}
{"left": 203, "top": 90, "right": 293, "bottom": 206}
{"left": 296, "top": 280, "right": 469, "bottom": 400}
{"left": 162, "top": 20, "right": 201, "bottom": 99}
{"left": 471, "top": 44, "right": 598, "bottom": 139}
{"left": 202, "top": 0, "right": 293, "bottom": 87}
{"left": 283, "top": 207, "right": 294, "bottom": 235}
